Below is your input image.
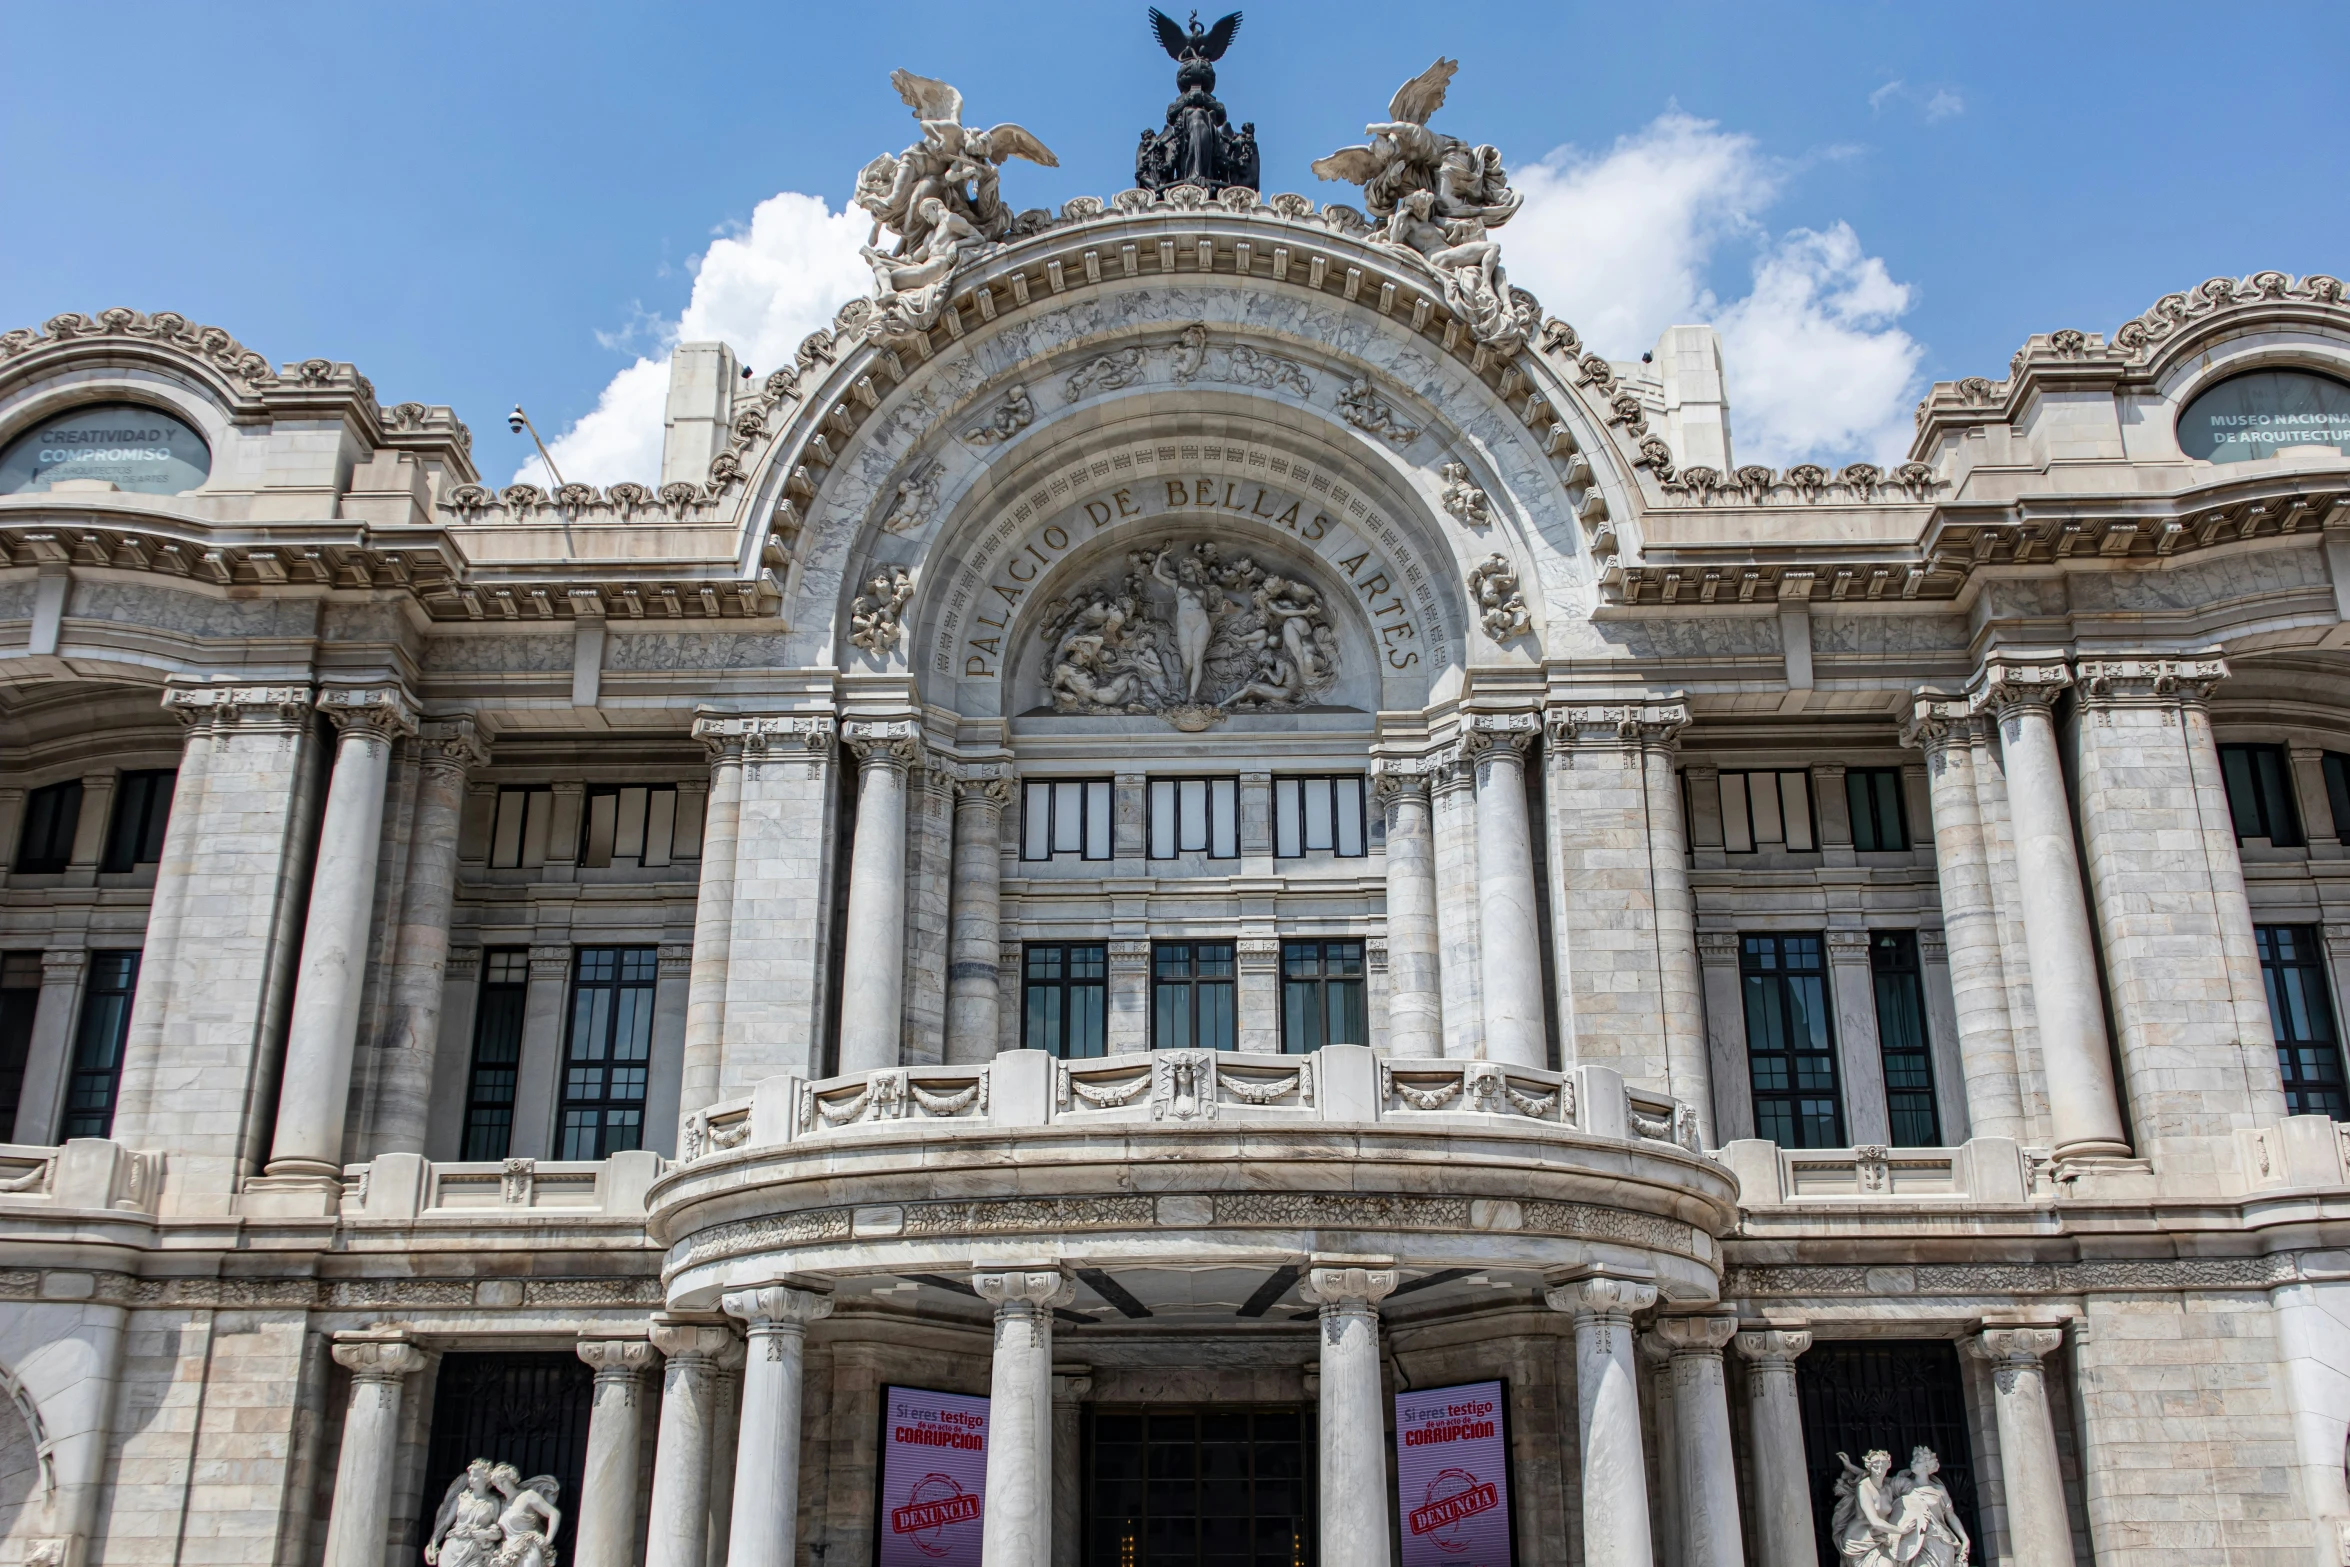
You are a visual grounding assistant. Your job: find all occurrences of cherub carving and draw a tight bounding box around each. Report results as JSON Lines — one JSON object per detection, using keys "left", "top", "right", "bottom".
{"left": 1468, "top": 553, "right": 1530, "bottom": 642}
{"left": 879, "top": 460, "right": 942, "bottom": 534}
{"left": 1438, "top": 461, "right": 1491, "bottom": 527}
{"left": 963, "top": 384, "right": 1035, "bottom": 445}
{"left": 1339, "top": 376, "right": 1421, "bottom": 446}
{"left": 850, "top": 565, "right": 915, "bottom": 653}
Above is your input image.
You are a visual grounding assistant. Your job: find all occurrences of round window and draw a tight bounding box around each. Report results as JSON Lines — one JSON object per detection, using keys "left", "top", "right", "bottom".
{"left": 2176, "top": 369, "right": 2350, "bottom": 464}
{"left": 0, "top": 403, "right": 212, "bottom": 496}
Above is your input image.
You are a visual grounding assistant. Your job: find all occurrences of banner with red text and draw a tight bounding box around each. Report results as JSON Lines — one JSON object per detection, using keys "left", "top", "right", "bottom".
{"left": 1393, "top": 1380, "right": 1514, "bottom": 1567}
{"left": 877, "top": 1386, "right": 989, "bottom": 1566}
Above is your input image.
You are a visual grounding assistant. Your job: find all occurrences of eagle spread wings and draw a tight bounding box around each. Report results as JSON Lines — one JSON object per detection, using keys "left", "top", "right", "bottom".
{"left": 1149, "top": 8, "right": 1242, "bottom": 62}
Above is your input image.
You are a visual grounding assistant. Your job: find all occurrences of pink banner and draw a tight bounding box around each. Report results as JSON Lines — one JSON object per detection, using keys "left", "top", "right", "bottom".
{"left": 877, "top": 1386, "right": 989, "bottom": 1566}
{"left": 1393, "top": 1381, "right": 1513, "bottom": 1567}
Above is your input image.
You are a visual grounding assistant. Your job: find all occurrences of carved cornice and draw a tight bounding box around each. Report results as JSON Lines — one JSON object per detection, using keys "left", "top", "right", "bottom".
{"left": 1721, "top": 1253, "right": 2300, "bottom": 1297}
{"left": 1544, "top": 701, "right": 1689, "bottom": 748}
{"left": 2073, "top": 656, "right": 2228, "bottom": 707}
{"left": 842, "top": 718, "right": 924, "bottom": 772}
{"left": 162, "top": 683, "right": 312, "bottom": 732}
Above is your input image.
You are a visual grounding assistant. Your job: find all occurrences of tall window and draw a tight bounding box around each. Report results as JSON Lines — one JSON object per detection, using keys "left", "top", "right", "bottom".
{"left": 1280, "top": 940, "right": 1365, "bottom": 1053}
{"left": 1869, "top": 931, "right": 1941, "bottom": 1146}
{"left": 1273, "top": 776, "right": 1366, "bottom": 858}
{"left": 2219, "top": 743, "right": 2304, "bottom": 846}
{"left": 1741, "top": 934, "right": 1843, "bottom": 1147}
{"left": 2322, "top": 751, "right": 2350, "bottom": 845}
{"left": 1845, "top": 768, "right": 1908, "bottom": 852}
{"left": 578, "top": 785, "right": 702, "bottom": 868}
{"left": 461, "top": 950, "right": 531, "bottom": 1159}
{"left": 1024, "top": 944, "right": 1107, "bottom": 1057}
{"left": 1153, "top": 942, "right": 1236, "bottom": 1050}
{"left": 2258, "top": 925, "right": 2345, "bottom": 1119}
{"left": 1021, "top": 780, "right": 1113, "bottom": 862}
{"left": 14, "top": 780, "right": 83, "bottom": 874}
{"left": 1149, "top": 778, "right": 1239, "bottom": 860}
{"left": 61, "top": 952, "right": 139, "bottom": 1139}
{"left": 0, "top": 954, "right": 41, "bottom": 1136}
{"left": 1718, "top": 770, "right": 1816, "bottom": 853}
{"left": 489, "top": 787, "right": 555, "bottom": 869}
{"left": 100, "top": 769, "right": 176, "bottom": 872}
{"left": 558, "top": 948, "right": 656, "bottom": 1159}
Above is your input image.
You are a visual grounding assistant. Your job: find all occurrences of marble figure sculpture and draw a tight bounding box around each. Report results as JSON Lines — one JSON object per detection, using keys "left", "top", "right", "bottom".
{"left": 1136, "top": 9, "right": 1259, "bottom": 195}
{"left": 1832, "top": 1446, "right": 1972, "bottom": 1567}
{"left": 425, "top": 1460, "right": 562, "bottom": 1567}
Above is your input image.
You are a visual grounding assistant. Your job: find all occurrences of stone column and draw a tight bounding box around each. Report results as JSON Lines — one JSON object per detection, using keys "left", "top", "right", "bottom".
{"left": 9, "top": 949, "right": 85, "bottom": 1145}
{"left": 946, "top": 771, "right": 1012, "bottom": 1063}
{"left": 721, "top": 1286, "right": 833, "bottom": 1567}
{"left": 1825, "top": 930, "right": 1892, "bottom": 1146}
{"left": 1469, "top": 718, "right": 1546, "bottom": 1068}
{"left": 1651, "top": 1315, "right": 1744, "bottom": 1567}
{"left": 1303, "top": 1261, "right": 1397, "bottom": 1567}
{"left": 321, "top": 1336, "right": 426, "bottom": 1567}
{"left": 266, "top": 687, "right": 417, "bottom": 1179}
{"left": 1546, "top": 1277, "right": 1657, "bottom": 1567}
{"left": 645, "top": 1319, "right": 742, "bottom": 1567}
{"left": 975, "top": 1267, "right": 1074, "bottom": 1567}
{"left": 704, "top": 1362, "right": 741, "bottom": 1567}
{"left": 1967, "top": 1327, "right": 2073, "bottom": 1567}
{"left": 1430, "top": 749, "right": 1484, "bottom": 1059}
{"left": 373, "top": 718, "right": 487, "bottom": 1155}
{"left": 1734, "top": 1329, "right": 1818, "bottom": 1567}
{"left": 574, "top": 1339, "right": 658, "bottom": 1567}
{"left": 1372, "top": 763, "right": 1442, "bottom": 1057}
{"left": 839, "top": 720, "right": 920, "bottom": 1075}
{"left": 1639, "top": 710, "right": 1713, "bottom": 1141}
{"left": 1974, "top": 662, "right": 2130, "bottom": 1160}
{"left": 1051, "top": 1369, "right": 1092, "bottom": 1567}
{"left": 681, "top": 722, "right": 745, "bottom": 1118}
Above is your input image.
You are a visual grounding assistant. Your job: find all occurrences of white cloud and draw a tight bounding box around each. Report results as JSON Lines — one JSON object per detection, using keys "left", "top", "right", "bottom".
{"left": 1868, "top": 79, "right": 1905, "bottom": 113}
{"left": 1922, "top": 88, "right": 1965, "bottom": 123}
{"left": 1505, "top": 112, "right": 1924, "bottom": 467}
{"left": 527, "top": 191, "right": 872, "bottom": 486}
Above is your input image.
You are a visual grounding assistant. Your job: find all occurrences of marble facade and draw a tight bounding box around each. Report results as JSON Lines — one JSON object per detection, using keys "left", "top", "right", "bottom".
{"left": 1, "top": 140, "right": 2349, "bottom": 1567}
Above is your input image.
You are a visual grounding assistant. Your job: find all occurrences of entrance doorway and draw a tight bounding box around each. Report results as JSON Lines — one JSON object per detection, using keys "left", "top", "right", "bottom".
{"left": 1793, "top": 1340, "right": 1984, "bottom": 1567}
{"left": 1085, "top": 1406, "right": 1311, "bottom": 1566}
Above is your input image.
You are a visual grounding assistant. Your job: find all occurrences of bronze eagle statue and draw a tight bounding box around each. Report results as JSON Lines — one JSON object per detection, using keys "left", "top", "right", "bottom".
{"left": 1150, "top": 8, "right": 1241, "bottom": 63}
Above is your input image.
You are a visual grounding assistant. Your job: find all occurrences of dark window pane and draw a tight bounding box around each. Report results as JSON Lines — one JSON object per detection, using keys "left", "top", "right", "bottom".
{"left": 1845, "top": 767, "right": 1908, "bottom": 852}
{"left": 0, "top": 955, "right": 40, "bottom": 1135}
{"left": 2260, "top": 924, "right": 2346, "bottom": 1119}
{"left": 2221, "top": 744, "right": 2305, "bottom": 846}
{"left": 16, "top": 781, "right": 83, "bottom": 874}
{"left": 462, "top": 949, "right": 532, "bottom": 1159}
{"left": 61, "top": 951, "right": 140, "bottom": 1138}
{"left": 553, "top": 947, "right": 658, "bottom": 1159}
{"left": 102, "top": 770, "right": 177, "bottom": 872}
{"left": 1742, "top": 933, "right": 1845, "bottom": 1147}
{"left": 2323, "top": 753, "right": 2350, "bottom": 846}
{"left": 1280, "top": 941, "right": 1364, "bottom": 1055}
{"left": 1024, "top": 944, "right": 1109, "bottom": 1058}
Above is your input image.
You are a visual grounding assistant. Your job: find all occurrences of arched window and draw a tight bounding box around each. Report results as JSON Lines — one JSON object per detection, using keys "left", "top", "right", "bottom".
{"left": 2176, "top": 368, "right": 2350, "bottom": 463}
{"left": 0, "top": 403, "right": 211, "bottom": 495}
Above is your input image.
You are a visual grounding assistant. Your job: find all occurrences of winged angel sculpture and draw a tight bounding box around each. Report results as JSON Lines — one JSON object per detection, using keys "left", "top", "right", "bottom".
{"left": 855, "top": 72, "right": 1058, "bottom": 335}
{"left": 1311, "top": 59, "right": 1539, "bottom": 354}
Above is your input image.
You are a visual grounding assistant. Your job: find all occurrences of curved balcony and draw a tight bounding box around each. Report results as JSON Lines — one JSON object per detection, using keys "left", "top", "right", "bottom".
{"left": 650, "top": 1046, "right": 1738, "bottom": 1319}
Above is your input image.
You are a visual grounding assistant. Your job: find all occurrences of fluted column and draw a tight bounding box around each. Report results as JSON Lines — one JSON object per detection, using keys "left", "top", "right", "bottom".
{"left": 1968, "top": 1327, "right": 2073, "bottom": 1567}
{"left": 645, "top": 1318, "right": 742, "bottom": 1567}
{"left": 1974, "top": 661, "right": 2130, "bottom": 1160}
{"left": 680, "top": 721, "right": 745, "bottom": 1119}
{"left": 1904, "top": 698, "right": 2025, "bottom": 1140}
{"left": 1547, "top": 1276, "right": 1657, "bottom": 1567}
{"left": 1651, "top": 1314, "right": 1745, "bottom": 1567}
{"left": 1430, "top": 750, "right": 1484, "bottom": 1059}
{"left": 1373, "top": 763, "right": 1442, "bottom": 1056}
{"left": 946, "top": 768, "right": 1013, "bottom": 1062}
{"left": 975, "top": 1267, "right": 1073, "bottom": 1567}
{"left": 373, "top": 718, "right": 487, "bottom": 1154}
{"left": 1734, "top": 1329, "right": 1818, "bottom": 1567}
{"left": 322, "top": 1335, "right": 427, "bottom": 1567}
{"left": 1304, "top": 1260, "right": 1398, "bottom": 1567}
{"left": 574, "top": 1339, "right": 658, "bottom": 1567}
{"left": 721, "top": 1286, "right": 833, "bottom": 1567}
{"left": 1469, "top": 718, "right": 1546, "bottom": 1068}
{"left": 1638, "top": 706, "right": 1713, "bottom": 1141}
{"left": 267, "top": 687, "right": 417, "bottom": 1178}
{"left": 840, "top": 720, "right": 921, "bottom": 1074}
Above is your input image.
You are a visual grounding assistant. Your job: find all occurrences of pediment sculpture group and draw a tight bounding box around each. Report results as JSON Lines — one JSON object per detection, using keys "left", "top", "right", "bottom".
{"left": 424, "top": 1460, "right": 561, "bottom": 1567}
{"left": 1833, "top": 1446, "right": 1972, "bottom": 1567}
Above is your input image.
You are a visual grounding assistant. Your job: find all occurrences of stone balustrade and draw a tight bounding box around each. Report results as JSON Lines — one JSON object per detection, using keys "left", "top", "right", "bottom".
{"left": 0, "top": 1138, "right": 161, "bottom": 1213}
{"left": 1718, "top": 1136, "right": 2033, "bottom": 1205}
{"left": 335, "top": 1148, "right": 662, "bottom": 1221}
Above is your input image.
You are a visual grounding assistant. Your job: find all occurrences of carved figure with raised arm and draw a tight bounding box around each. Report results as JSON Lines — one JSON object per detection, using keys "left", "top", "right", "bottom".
{"left": 1887, "top": 1448, "right": 1971, "bottom": 1567}
{"left": 1831, "top": 1450, "right": 1898, "bottom": 1565}
{"left": 487, "top": 1466, "right": 561, "bottom": 1567}
{"left": 424, "top": 1460, "right": 505, "bottom": 1567}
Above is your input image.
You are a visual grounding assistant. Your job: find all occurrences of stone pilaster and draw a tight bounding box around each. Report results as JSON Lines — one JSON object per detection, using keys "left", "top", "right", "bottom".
{"left": 1236, "top": 939, "right": 1281, "bottom": 1055}
{"left": 681, "top": 718, "right": 746, "bottom": 1119}
{"left": 321, "top": 1335, "right": 427, "bottom": 1567}
{"left": 1429, "top": 746, "right": 1484, "bottom": 1059}
{"left": 1547, "top": 1276, "right": 1658, "bottom": 1567}
{"left": 574, "top": 1338, "right": 658, "bottom": 1567}
{"left": 1696, "top": 931, "right": 1752, "bottom": 1142}
{"left": 901, "top": 761, "right": 955, "bottom": 1067}
{"left": 1637, "top": 707, "right": 1713, "bottom": 1142}
{"left": 1107, "top": 941, "right": 1151, "bottom": 1054}
{"left": 1303, "top": 1260, "right": 1398, "bottom": 1567}
{"left": 1826, "top": 929, "right": 1892, "bottom": 1146}
{"left": 975, "top": 1267, "right": 1074, "bottom": 1567}
{"left": 840, "top": 720, "right": 922, "bottom": 1074}
{"left": 1372, "top": 760, "right": 1443, "bottom": 1058}
{"left": 645, "top": 1318, "right": 743, "bottom": 1567}
{"left": 721, "top": 1286, "right": 833, "bottom": 1567}
{"left": 1467, "top": 713, "right": 1546, "bottom": 1068}
{"left": 9, "top": 949, "right": 85, "bottom": 1145}
{"left": 1967, "top": 1327, "right": 2074, "bottom": 1567}
{"left": 945, "top": 767, "right": 1013, "bottom": 1063}
{"left": 1734, "top": 1329, "right": 1818, "bottom": 1567}
{"left": 1648, "top": 1314, "right": 1744, "bottom": 1567}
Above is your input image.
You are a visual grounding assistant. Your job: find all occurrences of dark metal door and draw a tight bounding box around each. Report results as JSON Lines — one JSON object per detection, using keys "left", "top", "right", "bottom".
{"left": 1793, "top": 1340, "right": 1984, "bottom": 1567}
{"left": 416, "top": 1352, "right": 597, "bottom": 1552}
{"left": 1086, "top": 1406, "right": 1311, "bottom": 1567}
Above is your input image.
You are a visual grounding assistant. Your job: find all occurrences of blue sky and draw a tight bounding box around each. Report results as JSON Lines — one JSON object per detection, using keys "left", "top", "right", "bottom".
{"left": 3, "top": 1, "right": 2342, "bottom": 478}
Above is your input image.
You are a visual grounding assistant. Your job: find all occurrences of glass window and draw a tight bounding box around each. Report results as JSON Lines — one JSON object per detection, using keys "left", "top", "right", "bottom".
{"left": 1153, "top": 942, "right": 1236, "bottom": 1050}
{"left": 1280, "top": 940, "right": 1366, "bottom": 1053}
{"left": 558, "top": 948, "right": 656, "bottom": 1160}
{"left": 578, "top": 785, "right": 697, "bottom": 868}
{"left": 1024, "top": 944, "right": 1108, "bottom": 1057}
{"left": 1272, "top": 777, "right": 1366, "bottom": 859}
{"left": 0, "top": 954, "right": 42, "bottom": 1137}
{"left": 2176, "top": 369, "right": 2350, "bottom": 464}
{"left": 2219, "top": 744, "right": 2304, "bottom": 846}
{"left": 1869, "top": 931, "right": 1942, "bottom": 1146}
{"left": 1719, "top": 771, "right": 1815, "bottom": 853}
{"left": 461, "top": 949, "right": 531, "bottom": 1159}
{"left": 1021, "top": 780, "right": 1114, "bottom": 862}
{"left": 15, "top": 780, "right": 83, "bottom": 874}
{"left": 0, "top": 403, "right": 212, "bottom": 495}
{"left": 1741, "top": 934, "right": 1844, "bottom": 1148}
{"left": 1845, "top": 768, "right": 1908, "bottom": 853}
{"left": 61, "top": 951, "right": 139, "bottom": 1139}
{"left": 2259, "top": 925, "right": 2345, "bottom": 1119}
{"left": 1148, "top": 779, "right": 1240, "bottom": 860}
{"left": 489, "top": 787, "right": 554, "bottom": 870}
{"left": 2324, "top": 752, "right": 2350, "bottom": 846}
{"left": 101, "top": 769, "right": 177, "bottom": 872}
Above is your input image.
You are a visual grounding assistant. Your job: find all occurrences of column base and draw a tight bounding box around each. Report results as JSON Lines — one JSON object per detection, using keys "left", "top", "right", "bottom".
{"left": 240, "top": 1171, "right": 343, "bottom": 1216}
{"left": 2046, "top": 1154, "right": 2155, "bottom": 1201}
{"left": 2050, "top": 1138, "right": 2131, "bottom": 1162}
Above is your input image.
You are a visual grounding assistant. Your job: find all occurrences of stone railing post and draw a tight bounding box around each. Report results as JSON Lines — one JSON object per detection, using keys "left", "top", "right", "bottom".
{"left": 322, "top": 1335, "right": 427, "bottom": 1567}
{"left": 1967, "top": 1327, "right": 2074, "bottom": 1567}
{"left": 1303, "top": 1259, "right": 1399, "bottom": 1567}
{"left": 721, "top": 1286, "right": 833, "bottom": 1567}
{"left": 975, "top": 1267, "right": 1073, "bottom": 1567}
{"left": 644, "top": 1318, "right": 742, "bottom": 1567}
{"left": 574, "top": 1338, "right": 658, "bottom": 1567}
{"left": 1546, "top": 1276, "right": 1658, "bottom": 1567}
{"left": 840, "top": 720, "right": 922, "bottom": 1074}
{"left": 1734, "top": 1329, "right": 1818, "bottom": 1567}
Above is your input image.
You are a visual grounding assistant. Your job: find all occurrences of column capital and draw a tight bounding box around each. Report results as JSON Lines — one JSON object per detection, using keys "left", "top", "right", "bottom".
{"left": 317, "top": 684, "right": 420, "bottom": 738}
{"left": 1369, "top": 756, "right": 1434, "bottom": 803}
{"left": 332, "top": 1334, "right": 426, "bottom": 1382}
{"left": 947, "top": 759, "right": 1016, "bottom": 806}
{"left": 1968, "top": 1325, "right": 2064, "bottom": 1366}
{"left": 721, "top": 1285, "right": 835, "bottom": 1330}
{"left": 577, "top": 1339, "right": 658, "bottom": 1376}
{"left": 1647, "top": 1312, "right": 1739, "bottom": 1357}
{"left": 649, "top": 1316, "right": 744, "bottom": 1367}
{"left": 1732, "top": 1328, "right": 1814, "bottom": 1366}
{"left": 527, "top": 945, "right": 572, "bottom": 980}
{"left": 843, "top": 717, "right": 925, "bottom": 772}
{"left": 415, "top": 716, "right": 489, "bottom": 778}
{"left": 1300, "top": 1261, "right": 1398, "bottom": 1311}
{"left": 1969, "top": 657, "right": 2072, "bottom": 715}
{"left": 692, "top": 710, "right": 836, "bottom": 766}
{"left": 1825, "top": 929, "right": 1875, "bottom": 964}
{"left": 162, "top": 680, "right": 313, "bottom": 732}
{"left": 1899, "top": 692, "right": 1981, "bottom": 753}
{"left": 39, "top": 948, "right": 86, "bottom": 984}
{"left": 1052, "top": 1370, "right": 1094, "bottom": 1405}
{"left": 1543, "top": 1274, "right": 1659, "bottom": 1322}
{"left": 1695, "top": 930, "right": 1740, "bottom": 967}
{"left": 1462, "top": 710, "right": 1538, "bottom": 762}
{"left": 2073, "top": 655, "right": 2228, "bottom": 707}
{"left": 1544, "top": 701, "right": 1690, "bottom": 748}
{"left": 974, "top": 1267, "right": 1076, "bottom": 1311}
